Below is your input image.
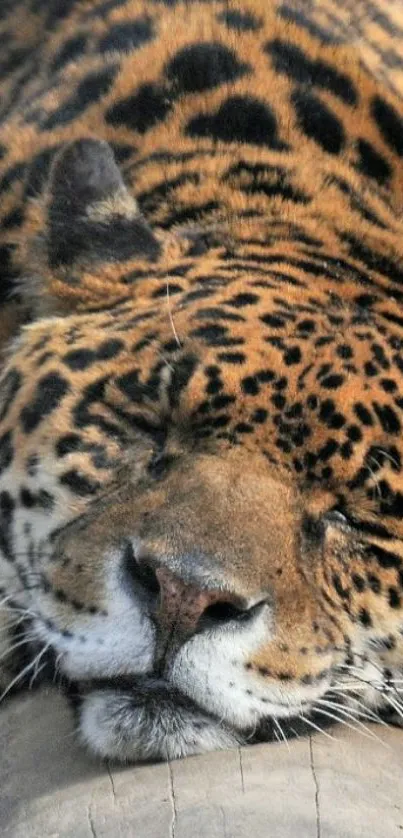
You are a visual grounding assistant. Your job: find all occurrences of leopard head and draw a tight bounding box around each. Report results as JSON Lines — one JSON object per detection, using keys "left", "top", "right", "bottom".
{"left": 2, "top": 139, "right": 403, "bottom": 760}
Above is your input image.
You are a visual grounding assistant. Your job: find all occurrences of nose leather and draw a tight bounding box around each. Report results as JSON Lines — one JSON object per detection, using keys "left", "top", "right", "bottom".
{"left": 155, "top": 565, "right": 240, "bottom": 640}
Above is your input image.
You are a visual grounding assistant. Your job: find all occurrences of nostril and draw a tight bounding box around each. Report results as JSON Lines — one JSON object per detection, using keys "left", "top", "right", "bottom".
{"left": 136, "top": 559, "right": 160, "bottom": 596}
{"left": 203, "top": 601, "right": 246, "bottom": 623}
{"left": 199, "top": 598, "right": 266, "bottom": 630}
{"left": 123, "top": 542, "right": 160, "bottom": 597}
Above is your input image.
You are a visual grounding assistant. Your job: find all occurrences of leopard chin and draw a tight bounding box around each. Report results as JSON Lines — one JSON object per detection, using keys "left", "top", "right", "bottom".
{"left": 74, "top": 677, "right": 333, "bottom": 762}
{"left": 76, "top": 679, "right": 243, "bottom": 762}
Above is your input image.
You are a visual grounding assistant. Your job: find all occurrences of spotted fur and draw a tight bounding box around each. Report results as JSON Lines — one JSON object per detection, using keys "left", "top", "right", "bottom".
{"left": 1, "top": 0, "right": 403, "bottom": 761}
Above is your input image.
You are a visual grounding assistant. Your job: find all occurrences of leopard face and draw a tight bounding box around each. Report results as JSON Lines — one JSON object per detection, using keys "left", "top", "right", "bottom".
{"left": 1, "top": 0, "right": 403, "bottom": 762}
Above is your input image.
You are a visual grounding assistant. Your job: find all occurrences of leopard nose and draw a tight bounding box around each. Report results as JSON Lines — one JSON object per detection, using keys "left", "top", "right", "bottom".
{"left": 155, "top": 566, "right": 255, "bottom": 638}
{"left": 124, "top": 544, "right": 263, "bottom": 637}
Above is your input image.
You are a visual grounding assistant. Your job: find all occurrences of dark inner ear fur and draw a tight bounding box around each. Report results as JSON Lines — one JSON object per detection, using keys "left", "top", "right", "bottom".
{"left": 47, "top": 139, "right": 161, "bottom": 269}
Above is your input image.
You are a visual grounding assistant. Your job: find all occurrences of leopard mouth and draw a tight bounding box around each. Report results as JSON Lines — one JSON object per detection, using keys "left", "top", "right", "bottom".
{"left": 19, "top": 617, "right": 337, "bottom": 760}
{"left": 63, "top": 672, "right": 336, "bottom": 762}
{"left": 65, "top": 673, "right": 232, "bottom": 728}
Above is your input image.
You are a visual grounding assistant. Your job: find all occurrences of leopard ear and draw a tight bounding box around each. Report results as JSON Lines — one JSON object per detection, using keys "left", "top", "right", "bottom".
{"left": 19, "top": 139, "right": 162, "bottom": 316}
{"left": 46, "top": 138, "right": 160, "bottom": 269}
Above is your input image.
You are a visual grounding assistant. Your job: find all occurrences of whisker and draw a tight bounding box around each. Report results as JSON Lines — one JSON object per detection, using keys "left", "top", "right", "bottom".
{"left": 340, "top": 661, "right": 403, "bottom": 704}
{"left": 1, "top": 604, "right": 39, "bottom": 620}
{"left": 273, "top": 717, "right": 290, "bottom": 751}
{"left": 298, "top": 714, "right": 335, "bottom": 741}
{"left": 337, "top": 662, "right": 384, "bottom": 686}
{"left": 0, "top": 613, "right": 31, "bottom": 632}
{"left": 0, "top": 635, "right": 33, "bottom": 664}
{"left": 316, "top": 698, "right": 386, "bottom": 745}
{"left": 243, "top": 719, "right": 259, "bottom": 743}
{"left": 28, "top": 660, "right": 47, "bottom": 689}
{"left": 311, "top": 703, "right": 380, "bottom": 742}
{"left": 383, "top": 693, "right": 403, "bottom": 721}
{"left": 52, "top": 651, "right": 66, "bottom": 686}
{"left": 330, "top": 683, "right": 369, "bottom": 693}
{"left": 0, "top": 593, "right": 24, "bottom": 609}
{"left": 330, "top": 688, "right": 388, "bottom": 726}
{"left": 376, "top": 449, "right": 401, "bottom": 470}
{"left": 0, "top": 643, "right": 50, "bottom": 703}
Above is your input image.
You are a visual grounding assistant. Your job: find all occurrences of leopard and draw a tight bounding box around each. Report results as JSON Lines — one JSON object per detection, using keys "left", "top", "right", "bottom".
{"left": 1, "top": 0, "right": 403, "bottom": 763}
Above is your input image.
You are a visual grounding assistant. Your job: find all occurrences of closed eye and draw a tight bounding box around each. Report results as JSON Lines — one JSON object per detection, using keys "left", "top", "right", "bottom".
{"left": 325, "top": 509, "right": 394, "bottom": 541}
{"left": 325, "top": 508, "right": 350, "bottom": 526}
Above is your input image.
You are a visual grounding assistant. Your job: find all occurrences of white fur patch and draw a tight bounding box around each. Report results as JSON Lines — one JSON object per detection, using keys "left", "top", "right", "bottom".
{"left": 34, "top": 551, "right": 156, "bottom": 679}
{"left": 80, "top": 688, "right": 242, "bottom": 762}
